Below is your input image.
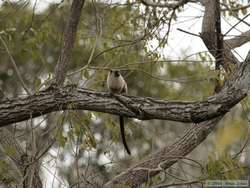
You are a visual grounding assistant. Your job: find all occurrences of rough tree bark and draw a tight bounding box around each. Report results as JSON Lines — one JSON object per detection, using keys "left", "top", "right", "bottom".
{"left": 0, "top": 0, "right": 85, "bottom": 187}
{"left": 54, "top": 0, "right": 85, "bottom": 86}
{"left": 104, "top": 0, "right": 250, "bottom": 187}
{"left": 103, "top": 52, "right": 250, "bottom": 188}
{"left": 0, "top": 85, "right": 246, "bottom": 127}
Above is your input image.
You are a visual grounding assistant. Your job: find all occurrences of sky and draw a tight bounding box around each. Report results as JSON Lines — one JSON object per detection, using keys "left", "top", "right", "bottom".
{"left": 156, "top": 2, "right": 250, "bottom": 61}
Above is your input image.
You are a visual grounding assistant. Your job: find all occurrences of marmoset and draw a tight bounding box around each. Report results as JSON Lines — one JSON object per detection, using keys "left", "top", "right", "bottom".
{"left": 107, "top": 70, "right": 131, "bottom": 155}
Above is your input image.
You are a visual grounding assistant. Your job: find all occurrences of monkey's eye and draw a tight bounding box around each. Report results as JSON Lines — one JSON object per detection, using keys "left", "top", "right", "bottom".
{"left": 110, "top": 70, "right": 113, "bottom": 73}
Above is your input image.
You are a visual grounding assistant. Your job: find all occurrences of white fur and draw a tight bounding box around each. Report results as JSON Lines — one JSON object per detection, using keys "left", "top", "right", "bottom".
{"left": 107, "top": 71, "right": 127, "bottom": 93}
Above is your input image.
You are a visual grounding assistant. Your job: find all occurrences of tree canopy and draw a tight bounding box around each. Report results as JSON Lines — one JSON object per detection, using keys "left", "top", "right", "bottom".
{"left": 0, "top": 0, "right": 250, "bottom": 187}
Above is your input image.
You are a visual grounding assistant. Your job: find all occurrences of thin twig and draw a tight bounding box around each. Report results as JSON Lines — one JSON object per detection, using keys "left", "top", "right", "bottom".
{"left": 22, "top": 0, "right": 38, "bottom": 39}
{"left": 221, "top": 3, "right": 250, "bottom": 12}
{"left": 0, "top": 35, "right": 31, "bottom": 95}
{"left": 86, "top": 66, "right": 216, "bottom": 83}
{"left": 67, "top": 34, "right": 146, "bottom": 77}
{"left": 74, "top": 0, "right": 102, "bottom": 76}
{"left": 177, "top": 28, "right": 200, "bottom": 37}
{"left": 224, "top": 13, "right": 250, "bottom": 36}
{"left": 232, "top": 137, "right": 249, "bottom": 159}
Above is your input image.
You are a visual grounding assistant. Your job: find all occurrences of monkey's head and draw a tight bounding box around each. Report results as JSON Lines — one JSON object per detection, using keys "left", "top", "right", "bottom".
{"left": 110, "top": 70, "right": 120, "bottom": 77}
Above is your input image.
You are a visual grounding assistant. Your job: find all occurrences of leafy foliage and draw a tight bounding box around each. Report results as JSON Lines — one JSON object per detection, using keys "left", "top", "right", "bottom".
{"left": 0, "top": 0, "right": 249, "bottom": 187}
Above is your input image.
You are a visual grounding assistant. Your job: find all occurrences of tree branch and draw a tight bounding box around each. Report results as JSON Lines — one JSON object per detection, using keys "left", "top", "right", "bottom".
{"left": 225, "top": 30, "right": 250, "bottom": 49}
{"left": 103, "top": 0, "right": 250, "bottom": 185}
{"left": 54, "top": 0, "right": 85, "bottom": 86}
{"left": 0, "top": 35, "right": 31, "bottom": 95}
{"left": 103, "top": 50, "right": 250, "bottom": 187}
{"left": 221, "top": 3, "right": 250, "bottom": 12}
{"left": 213, "top": 0, "right": 225, "bottom": 92}
{"left": 0, "top": 128, "right": 42, "bottom": 187}
{"left": 0, "top": 83, "right": 246, "bottom": 127}
{"left": 140, "top": 0, "right": 191, "bottom": 8}
{"left": 201, "top": 0, "right": 239, "bottom": 65}
{"left": 1, "top": 49, "right": 250, "bottom": 127}
{"left": 104, "top": 118, "right": 220, "bottom": 188}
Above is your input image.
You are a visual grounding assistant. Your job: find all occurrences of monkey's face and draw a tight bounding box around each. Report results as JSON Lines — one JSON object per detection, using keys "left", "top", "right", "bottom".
{"left": 110, "top": 70, "right": 120, "bottom": 77}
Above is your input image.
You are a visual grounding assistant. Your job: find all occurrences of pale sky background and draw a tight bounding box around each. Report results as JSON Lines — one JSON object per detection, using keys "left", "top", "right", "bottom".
{"left": 1, "top": 1, "right": 250, "bottom": 188}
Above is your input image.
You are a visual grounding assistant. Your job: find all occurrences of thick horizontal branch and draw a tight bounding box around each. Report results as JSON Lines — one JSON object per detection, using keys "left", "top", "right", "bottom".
{"left": 0, "top": 84, "right": 246, "bottom": 127}
{"left": 105, "top": 1, "right": 250, "bottom": 186}
{"left": 0, "top": 51, "right": 250, "bottom": 127}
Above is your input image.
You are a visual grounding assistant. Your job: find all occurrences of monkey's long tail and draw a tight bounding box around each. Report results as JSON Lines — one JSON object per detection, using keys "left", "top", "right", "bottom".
{"left": 119, "top": 116, "right": 131, "bottom": 155}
